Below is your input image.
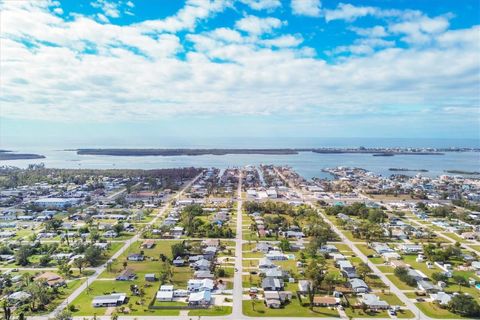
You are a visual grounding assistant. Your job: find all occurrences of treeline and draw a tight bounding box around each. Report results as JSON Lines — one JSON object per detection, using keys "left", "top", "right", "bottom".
{"left": 180, "top": 205, "right": 234, "bottom": 238}
{"left": 416, "top": 202, "right": 454, "bottom": 218}
{"left": 0, "top": 166, "right": 202, "bottom": 188}
{"left": 452, "top": 199, "right": 480, "bottom": 212}
{"left": 325, "top": 203, "right": 387, "bottom": 223}
{"left": 244, "top": 201, "right": 295, "bottom": 216}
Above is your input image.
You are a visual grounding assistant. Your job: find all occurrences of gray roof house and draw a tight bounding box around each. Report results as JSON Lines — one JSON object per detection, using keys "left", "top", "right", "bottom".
{"left": 348, "top": 278, "right": 369, "bottom": 293}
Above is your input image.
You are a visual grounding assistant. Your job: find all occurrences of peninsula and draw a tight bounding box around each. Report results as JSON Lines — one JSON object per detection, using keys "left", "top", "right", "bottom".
{"left": 0, "top": 150, "right": 45, "bottom": 160}
{"left": 76, "top": 148, "right": 446, "bottom": 157}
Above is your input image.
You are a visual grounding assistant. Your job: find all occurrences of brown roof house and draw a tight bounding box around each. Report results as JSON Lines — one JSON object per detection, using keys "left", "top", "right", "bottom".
{"left": 34, "top": 272, "right": 66, "bottom": 287}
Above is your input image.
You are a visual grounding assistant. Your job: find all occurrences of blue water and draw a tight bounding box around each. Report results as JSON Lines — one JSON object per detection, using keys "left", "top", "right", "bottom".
{"left": 0, "top": 149, "right": 478, "bottom": 180}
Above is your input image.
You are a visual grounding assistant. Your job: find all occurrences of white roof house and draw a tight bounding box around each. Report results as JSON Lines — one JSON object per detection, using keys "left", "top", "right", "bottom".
{"left": 359, "top": 294, "right": 389, "bottom": 310}
{"left": 188, "top": 290, "right": 211, "bottom": 305}
{"left": 156, "top": 290, "right": 173, "bottom": 301}
{"left": 92, "top": 293, "right": 126, "bottom": 307}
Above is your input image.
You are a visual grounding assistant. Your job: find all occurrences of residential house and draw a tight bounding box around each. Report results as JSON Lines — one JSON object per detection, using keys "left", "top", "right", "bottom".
{"left": 348, "top": 278, "right": 369, "bottom": 294}
{"left": 359, "top": 294, "right": 389, "bottom": 310}
{"left": 92, "top": 293, "right": 127, "bottom": 307}
{"left": 188, "top": 278, "right": 214, "bottom": 292}
{"left": 313, "top": 296, "right": 340, "bottom": 307}
{"left": 188, "top": 290, "right": 211, "bottom": 306}
{"left": 156, "top": 285, "right": 174, "bottom": 302}
{"left": 116, "top": 269, "right": 136, "bottom": 281}
{"left": 34, "top": 272, "right": 65, "bottom": 287}
{"left": 262, "top": 277, "right": 284, "bottom": 291}
{"left": 127, "top": 253, "right": 144, "bottom": 261}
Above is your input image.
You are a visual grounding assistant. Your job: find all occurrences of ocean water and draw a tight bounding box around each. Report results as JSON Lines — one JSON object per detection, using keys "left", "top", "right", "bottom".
{"left": 0, "top": 137, "right": 479, "bottom": 180}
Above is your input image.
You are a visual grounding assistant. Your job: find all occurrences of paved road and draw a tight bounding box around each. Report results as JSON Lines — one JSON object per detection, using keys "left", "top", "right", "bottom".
{"left": 42, "top": 173, "right": 204, "bottom": 320}
{"left": 232, "top": 171, "right": 243, "bottom": 319}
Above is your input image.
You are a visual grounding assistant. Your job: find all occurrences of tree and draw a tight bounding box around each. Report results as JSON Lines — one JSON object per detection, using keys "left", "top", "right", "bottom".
{"left": 26, "top": 282, "right": 50, "bottom": 311}
{"left": 279, "top": 239, "right": 291, "bottom": 252}
{"left": 357, "top": 262, "right": 371, "bottom": 280}
{"left": 15, "top": 245, "right": 31, "bottom": 266}
{"left": 305, "top": 259, "right": 326, "bottom": 308}
{"left": 58, "top": 260, "right": 72, "bottom": 278}
{"left": 45, "top": 218, "right": 63, "bottom": 232}
{"left": 113, "top": 223, "right": 124, "bottom": 235}
{"left": 158, "top": 261, "right": 172, "bottom": 284}
{"left": 39, "top": 255, "right": 51, "bottom": 267}
{"left": 394, "top": 267, "right": 417, "bottom": 287}
{"left": 431, "top": 272, "right": 448, "bottom": 283}
{"left": 2, "top": 300, "right": 11, "bottom": 320}
{"left": 324, "top": 272, "right": 337, "bottom": 294}
{"left": 53, "top": 310, "right": 73, "bottom": 320}
{"left": 448, "top": 294, "right": 480, "bottom": 317}
{"left": 74, "top": 257, "right": 87, "bottom": 274}
{"left": 453, "top": 275, "right": 468, "bottom": 292}
{"left": 171, "top": 242, "right": 186, "bottom": 258}
{"left": 84, "top": 245, "right": 103, "bottom": 266}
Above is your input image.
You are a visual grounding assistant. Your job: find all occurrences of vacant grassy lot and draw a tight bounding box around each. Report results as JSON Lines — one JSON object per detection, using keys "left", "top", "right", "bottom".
{"left": 189, "top": 306, "right": 232, "bottom": 316}
{"left": 416, "top": 302, "right": 465, "bottom": 319}
{"left": 242, "top": 298, "right": 339, "bottom": 317}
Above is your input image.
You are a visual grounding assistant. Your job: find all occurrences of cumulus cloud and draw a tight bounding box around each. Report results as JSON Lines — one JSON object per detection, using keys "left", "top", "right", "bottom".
{"left": 324, "top": 3, "right": 377, "bottom": 22}
{"left": 389, "top": 15, "right": 450, "bottom": 44}
{"left": 136, "top": 0, "right": 232, "bottom": 33}
{"left": 240, "top": 0, "right": 281, "bottom": 11}
{"left": 291, "top": 0, "right": 321, "bottom": 17}
{"left": 0, "top": 0, "right": 478, "bottom": 124}
{"left": 91, "top": 0, "right": 120, "bottom": 18}
{"left": 235, "top": 15, "right": 284, "bottom": 35}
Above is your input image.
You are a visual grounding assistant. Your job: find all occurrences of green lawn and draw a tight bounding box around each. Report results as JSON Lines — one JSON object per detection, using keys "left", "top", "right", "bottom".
{"left": 443, "top": 232, "right": 467, "bottom": 244}
{"left": 416, "top": 302, "right": 465, "bottom": 319}
{"left": 356, "top": 244, "right": 376, "bottom": 256}
{"left": 377, "top": 265, "right": 395, "bottom": 273}
{"left": 386, "top": 274, "right": 416, "bottom": 290}
{"left": 242, "top": 298, "right": 339, "bottom": 317}
{"left": 189, "top": 306, "right": 232, "bottom": 316}
{"left": 71, "top": 280, "right": 179, "bottom": 316}
{"left": 98, "top": 240, "right": 183, "bottom": 279}
{"left": 332, "top": 243, "right": 351, "bottom": 252}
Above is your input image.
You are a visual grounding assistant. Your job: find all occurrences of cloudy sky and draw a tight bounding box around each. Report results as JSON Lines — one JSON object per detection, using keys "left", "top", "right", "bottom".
{"left": 0, "top": 0, "right": 479, "bottom": 147}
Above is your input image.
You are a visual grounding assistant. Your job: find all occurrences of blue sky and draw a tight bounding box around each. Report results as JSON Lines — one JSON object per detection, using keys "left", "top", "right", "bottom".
{"left": 0, "top": 0, "right": 479, "bottom": 147}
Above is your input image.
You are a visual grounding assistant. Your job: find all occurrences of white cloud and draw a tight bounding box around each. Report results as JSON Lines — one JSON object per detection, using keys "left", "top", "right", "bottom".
{"left": 0, "top": 0, "right": 478, "bottom": 124}
{"left": 126, "top": 1, "right": 134, "bottom": 8}
{"left": 136, "top": 0, "right": 232, "bottom": 33}
{"left": 235, "top": 15, "right": 284, "bottom": 35}
{"left": 53, "top": 7, "right": 63, "bottom": 15}
{"left": 332, "top": 38, "right": 395, "bottom": 55}
{"left": 351, "top": 26, "right": 388, "bottom": 38}
{"left": 389, "top": 15, "right": 450, "bottom": 44}
{"left": 91, "top": 0, "right": 120, "bottom": 18}
{"left": 324, "top": 3, "right": 377, "bottom": 22}
{"left": 291, "top": 0, "right": 321, "bottom": 17}
{"left": 240, "top": 0, "right": 281, "bottom": 11}
{"left": 261, "top": 34, "right": 303, "bottom": 47}
{"left": 97, "top": 13, "right": 109, "bottom": 23}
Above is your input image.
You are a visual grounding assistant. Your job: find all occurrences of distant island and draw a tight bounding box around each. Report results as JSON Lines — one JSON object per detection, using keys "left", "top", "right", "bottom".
{"left": 389, "top": 168, "right": 429, "bottom": 172}
{"left": 76, "top": 148, "right": 299, "bottom": 156}
{"left": 76, "top": 148, "right": 448, "bottom": 157}
{"left": 0, "top": 150, "right": 45, "bottom": 160}
{"left": 445, "top": 170, "right": 480, "bottom": 175}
